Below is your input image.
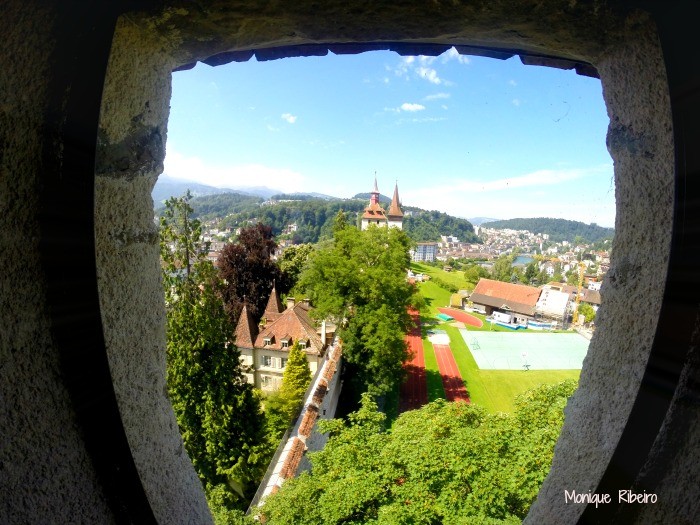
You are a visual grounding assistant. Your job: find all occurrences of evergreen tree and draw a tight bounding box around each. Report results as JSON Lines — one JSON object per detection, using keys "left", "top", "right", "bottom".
{"left": 264, "top": 342, "right": 313, "bottom": 439}
{"left": 160, "top": 194, "right": 268, "bottom": 511}
{"left": 281, "top": 341, "right": 312, "bottom": 403}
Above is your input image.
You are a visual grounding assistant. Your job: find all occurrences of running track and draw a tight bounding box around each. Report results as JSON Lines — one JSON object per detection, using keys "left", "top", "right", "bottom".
{"left": 437, "top": 307, "right": 483, "bottom": 328}
{"left": 433, "top": 343, "right": 470, "bottom": 403}
{"left": 399, "top": 308, "right": 428, "bottom": 412}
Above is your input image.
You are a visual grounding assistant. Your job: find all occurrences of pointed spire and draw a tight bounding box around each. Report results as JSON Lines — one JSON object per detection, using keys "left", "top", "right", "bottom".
{"left": 373, "top": 172, "right": 379, "bottom": 193}
{"left": 235, "top": 303, "right": 258, "bottom": 348}
{"left": 388, "top": 180, "right": 403, "bottom": 218}
{"left": 263, "top": 282, "right": 284, "bottom": 321}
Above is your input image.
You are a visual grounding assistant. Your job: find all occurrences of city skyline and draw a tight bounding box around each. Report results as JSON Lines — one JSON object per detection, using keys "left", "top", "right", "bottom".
{"left": 165, "top": 47, "right": 615, "bottom": 227}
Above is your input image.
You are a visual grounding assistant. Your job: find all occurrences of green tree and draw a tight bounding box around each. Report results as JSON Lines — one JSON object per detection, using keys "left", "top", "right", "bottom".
{"left": 578, "top": 302, "right": 596, "bottom": 323}
{"left": 260, "top": 381, "right": 577, "bottom": 524}
{"left": 524, "top": 261, "right": 539, "bottom": 283}
{"left": 160, "top": 194, "right": 268, "bottom": 512}
{"left": 491, "top": 253, "right": 514, "bottom": 282}
{"left": 464, "top": 263, "right": 490, "bottom": 286}
{"left": 265, "top": 341, "right": 313, "bottom": 439}
{"left": 281, "top": 341, "right": 312, "bottom": 403}
{"left": 278, "top": 243, "right": 314, "bottom": 291}
{"left": 298, "top": 225, "right": 418, "bottom": 396}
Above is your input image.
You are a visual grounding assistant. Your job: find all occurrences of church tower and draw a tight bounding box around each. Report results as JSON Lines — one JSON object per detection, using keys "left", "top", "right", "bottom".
{"left": 360, "top": 174, "right": 388, "bottom": 230}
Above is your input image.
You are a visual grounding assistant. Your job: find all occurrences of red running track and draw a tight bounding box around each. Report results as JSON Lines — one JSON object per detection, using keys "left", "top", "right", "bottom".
{"left": 437, "top": 307, "right": 483, "bottom": 328}
{"left": 432, "top": 343, "right": 470, "bottom": 403}
{"left": 399, "top": 309, "right": 428, "bottom": 413}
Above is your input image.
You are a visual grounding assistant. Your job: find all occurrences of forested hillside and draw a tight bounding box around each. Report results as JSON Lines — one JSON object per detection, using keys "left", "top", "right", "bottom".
{"left": 157, "top": 193, "right": 480, "bottom": 244}
{"left": 481, "top": 217, "right": 614, "bottom": 243}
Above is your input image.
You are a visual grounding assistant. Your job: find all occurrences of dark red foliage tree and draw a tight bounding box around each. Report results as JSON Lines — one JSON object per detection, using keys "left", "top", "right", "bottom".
{"left": 217, "top": 224, "right": 284, "bottom": 325}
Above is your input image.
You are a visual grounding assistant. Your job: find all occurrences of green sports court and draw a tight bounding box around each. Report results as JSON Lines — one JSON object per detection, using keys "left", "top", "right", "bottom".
{"left": 459, "top": 330, "right": 589, "bottom": 370}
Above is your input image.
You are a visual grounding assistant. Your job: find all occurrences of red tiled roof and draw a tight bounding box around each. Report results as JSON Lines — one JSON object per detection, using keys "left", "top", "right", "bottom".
{"left": 362, "top": 201, "right": 387, "bottom": 220}
{"left": 280, "top": 438, "right": 305, "bottom": 479}
{"left": 254, "top": 302, "right": 325, "bottom": 353}
{"left": 263, "top": 286, "right": 284, "bottom": 322}
{"left": 298, "top": 406, "right": 318, "bottom": 438}
{"left": 234, "top": 304, "right": 257, "bottom": 348}
{"left": 470, "top": 278, "right": 541, "bottom": 316}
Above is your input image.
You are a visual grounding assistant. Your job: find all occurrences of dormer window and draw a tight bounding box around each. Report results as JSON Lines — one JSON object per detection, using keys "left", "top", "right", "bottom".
{"left": 263, "top": 336, "right": 273, "bottom": 346}
{"left": 281, "top": 341, "right": 288, "bottom": 349}
{"left": 280, "top": 336, "right": 291, "bottom": 349}
{"left": 299, "top": 340, "right": 307, "bottom": 349}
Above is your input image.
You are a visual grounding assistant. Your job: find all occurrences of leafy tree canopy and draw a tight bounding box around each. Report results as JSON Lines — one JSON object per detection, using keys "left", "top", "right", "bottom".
{"left": 159, "top": 194, "right": 268, "bottom": 511}
{"left": 217, "top": 223, "right": 284, "bottom": 325}
{"left": 260, "top": 381, "right": 578, "bottom": 524}
{"left": 298, "top": 224, "right": 420, "bottom": 395}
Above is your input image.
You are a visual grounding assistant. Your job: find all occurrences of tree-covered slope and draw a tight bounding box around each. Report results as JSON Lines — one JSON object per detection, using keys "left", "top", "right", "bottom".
{"left": 157, "top": 192, "right": 480, "bottom": 244}
{"left": 481, "top": 217, "right": 614, "bottom": 243}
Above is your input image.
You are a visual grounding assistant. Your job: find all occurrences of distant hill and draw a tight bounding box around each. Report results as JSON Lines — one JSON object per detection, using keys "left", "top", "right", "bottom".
{"left": 352, "top": 193, "right": 392, "bottom": 204}
{"left": 164, "top": 192, "right": 479, "bottom": 244}
{"left": 269, "top": 192, "right": 340, "bottom": 201}
{"left": 480, "top": 217, "right": 614, "bottom": 243}
{"left": 468, "top": 216, "right": 501, "bottom": 226}
{"left": 152, "top": 175, "right": 281, "bottom": 205}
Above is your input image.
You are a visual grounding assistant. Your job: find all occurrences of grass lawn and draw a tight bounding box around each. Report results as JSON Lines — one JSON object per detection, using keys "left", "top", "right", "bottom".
{"left": 411, "top": 262, "right": 470, "bottom": 291}
{"left": 422, "top": 339, "right": 446, "bottom": 402}
{"left": 416, "top": 280, "right": 581, "bottom": 413}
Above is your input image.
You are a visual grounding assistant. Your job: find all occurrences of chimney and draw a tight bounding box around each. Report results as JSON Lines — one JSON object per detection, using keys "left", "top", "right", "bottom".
{"left": 301, "top": 298, "right": 311, "bottom": 308}
{"left": 286, "top": 297, "right": 295, "bottom": 310}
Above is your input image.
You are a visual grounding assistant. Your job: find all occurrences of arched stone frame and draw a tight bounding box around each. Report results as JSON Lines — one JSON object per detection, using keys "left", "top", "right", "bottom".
{"left": 11, "top": 1, "right": 695, "bottom": 524}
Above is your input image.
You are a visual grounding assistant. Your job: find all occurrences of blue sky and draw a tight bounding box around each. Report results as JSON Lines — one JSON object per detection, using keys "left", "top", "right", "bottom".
{"left": 165, "top": 48, "right": 615, "bottom": 227}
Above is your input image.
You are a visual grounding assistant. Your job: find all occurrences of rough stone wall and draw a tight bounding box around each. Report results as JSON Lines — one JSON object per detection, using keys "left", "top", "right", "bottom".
{"left": 95, "top": 16, "right": 212, "bottom": 524}
{"left": 104, "top": 4, "right": 674, "bottom": 522}
{"left": 1, "top": 0, "right": 687, "bottom": 523}
{"left": 0, "top": 4, "right": 114, "bottom": 524}
{"left": 525, "top": 11, "right": 674, "bottom": 524}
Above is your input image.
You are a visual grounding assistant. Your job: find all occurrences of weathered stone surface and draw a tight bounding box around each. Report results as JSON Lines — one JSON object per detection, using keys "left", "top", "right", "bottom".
{"left": 4, "top": 1, "right": 698, "bottom": 524}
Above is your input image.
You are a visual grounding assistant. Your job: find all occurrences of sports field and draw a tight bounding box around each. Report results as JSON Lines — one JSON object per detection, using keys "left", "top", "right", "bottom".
{"left": 460, "top": 331, "right": 589, "bottom": 370}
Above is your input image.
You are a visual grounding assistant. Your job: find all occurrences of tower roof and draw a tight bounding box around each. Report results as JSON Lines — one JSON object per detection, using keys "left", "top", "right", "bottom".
{"left": 263, "top": 284, "right": 284, "bottom": 322}
{"left": 388, "top": 182, "right": 403, "bottom": 218}
{"left": 234, "top": 303, "right": 258, "bottom": 348}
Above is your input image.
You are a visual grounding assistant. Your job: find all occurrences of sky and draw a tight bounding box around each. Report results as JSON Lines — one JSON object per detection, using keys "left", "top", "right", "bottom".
{"left": 165, "top": 48, "right": 615, "bottom": 227}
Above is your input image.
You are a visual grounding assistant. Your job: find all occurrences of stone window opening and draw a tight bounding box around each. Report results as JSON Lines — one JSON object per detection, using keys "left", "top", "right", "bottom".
{"left": 71, "top": 4, "right": 687, "bottom": 525}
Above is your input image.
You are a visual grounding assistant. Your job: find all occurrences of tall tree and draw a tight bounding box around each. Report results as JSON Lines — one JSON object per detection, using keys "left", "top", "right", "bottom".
{"left": 298, "top": 224, "right": 419, "bottom": 396}
{"left": 278, "top": 243, "right": 314, "bottom": 291}
{"left": 218, "top": 223, "right": 283, "bottom": 325}
{"left": 264, "top": 342, "right": 313, "bottom": 439}
{"left": 160, "top": 195, "right": 268, "bottom": 512}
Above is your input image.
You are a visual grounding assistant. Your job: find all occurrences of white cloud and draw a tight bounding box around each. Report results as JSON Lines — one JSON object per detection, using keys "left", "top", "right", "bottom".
{"left": 163, "top": 148, "right": 306, "bottom": 193}
{"left": 441, "top": 104, "right": 448, "bottom": 110}
{"left": 509, "top": 79, "right": 517, "bottom": 86}
{"left": 512, "top": 98, "right": 521, "bottom": 107}
{"left": 281, "top": 113, "right": 297, "bottom": 124}
{"left": 424, "top": 92, "right": 450, "bottom": 101}
{"left": 266, "top": 124, "right": 280, "bottom": 132}
{"left": 400, "top": 102, "right": 426, "bottom": 112}
{"left": 416, "top": 67, "right": 442, "bottom": 85}
{"left": 399, "top": 165, "right": 615, "bottom": 227}
{"left": 441, "top": 47, "right": 471, "bottom": 64}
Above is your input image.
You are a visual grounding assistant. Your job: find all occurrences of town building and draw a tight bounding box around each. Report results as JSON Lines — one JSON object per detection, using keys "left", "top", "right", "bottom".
{"left": 360, "top": 176, "right": 403, "bottom": 230}
{"left": 235, "top": 286, "right": 330, "bottom": 391}
{"left": 411, "top": 242, "right": 438, "bottom": 262}
{"left": 469, "top": 278, "right": 541, "bottom": 325}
